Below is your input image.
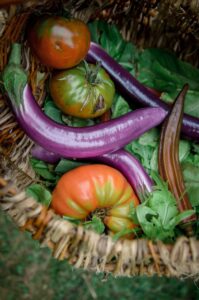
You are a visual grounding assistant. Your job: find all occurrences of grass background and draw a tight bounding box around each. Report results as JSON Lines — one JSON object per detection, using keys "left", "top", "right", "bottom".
{"left": 1, "top": 211, "right": 199, "bottom": 300}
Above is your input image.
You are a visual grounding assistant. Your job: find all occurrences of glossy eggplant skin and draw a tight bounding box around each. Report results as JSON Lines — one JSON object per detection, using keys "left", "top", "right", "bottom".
{"left": 94, "top": 149, "right": 153, "bottom": 198}
{"left": 14, "top": 85, "right": 166, "bottom": 159}
{"left": 3, "top": 43, "right": 166, "bottom": 159}
{"left": 87, "top": 42, "right": 199, "bottom": 141}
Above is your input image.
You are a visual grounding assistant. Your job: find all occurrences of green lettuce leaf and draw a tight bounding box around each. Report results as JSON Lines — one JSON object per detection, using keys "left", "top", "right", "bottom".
{"left": 138, "top": 48, "right": 199, "bottom": 118}
{"left": 55, "top": 159, "right": 88, "bottom": 174}
{"left": 130, "top": 173, "right": 195, "bottom": 241}
{"left": 83, "top": 216, "right": 105, "bottom": 234}
{"left": 26, "top": 184, "right": 52, "bottom": 207}
{"left": 182, "top": 162, "right": 199, "bottom": 207}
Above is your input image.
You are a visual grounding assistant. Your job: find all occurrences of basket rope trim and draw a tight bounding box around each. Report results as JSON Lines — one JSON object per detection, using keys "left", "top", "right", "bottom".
{"left": 1, "top": 177, "right": 199, "bottom": 278}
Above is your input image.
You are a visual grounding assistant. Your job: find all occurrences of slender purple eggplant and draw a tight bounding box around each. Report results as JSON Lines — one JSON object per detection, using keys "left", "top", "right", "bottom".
{"left": 32, "top": 144, "right": 153, "bottom": 198}
{"left": 95, "top": 150, "right": 153, "bottom": 197}
{"left": 3, "top": 43, "right": 167, "bottom": 159}
{"left": 87, "top": 42, "right": 199, "bottom": 141}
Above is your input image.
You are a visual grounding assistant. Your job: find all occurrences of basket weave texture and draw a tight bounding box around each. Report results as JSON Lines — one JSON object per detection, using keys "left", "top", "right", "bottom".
{"left": 0, "top": 0, "right": 199, "bottom": 278}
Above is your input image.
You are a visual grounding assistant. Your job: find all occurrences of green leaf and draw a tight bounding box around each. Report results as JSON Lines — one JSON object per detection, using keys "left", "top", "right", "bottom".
{"left": 3, "top": 44, "right": 28, "bottom": 107}
{"left": 83, "top": 216, "right": 105, "bottom": 234}
{"left": 88, "top": 20, "right": 138, "bottom": 70}
{"left": 179, "top": 140, "right": 191, "bottom": 162}
{"left": 88, "top": 21, "right": 125, "bottom": 59}
{"left": 30, "top": 158, "right": 58, "bottom": 181}
{"left": 43, "top": 96, "right": 64, "bottom": 124}
{"left": 137, "top": 48, "right": 199, "bottom": 118}
{"left": 62, "top": 216, "right": 81, "bottom": 225}
{"left": 127, "top": 140, "right": 154, "bottom": 170}
{"left": 150, "top": 147, "right": 158, "bottom": 172}
{"left": 111, "top": 93, "right": 131, "bottom": 118}
{"left": 192, "top": 143, "right": 199, "bottom": 154}
{"left": 62, "top": 115, "right": 95, "bottom": 127}
{"left": 112, "top": 227, "right": 140, "bottom": 241}
{"left": 26, "top": 184, "right": 52, "bottom": 207}
{"left": 174, "top": 210, "right": 195, "bottom": 225}
{"left": 130, "top": 173, "right": 193, "bottom": 241}
{"left": 182, "top": 162, "right": 199, "bottom": 207}
{"left": 138, "top": 128, "right": 159, "bottom": 147}
{"left": 55, "top": 159, "right": 88, "bottom": 174}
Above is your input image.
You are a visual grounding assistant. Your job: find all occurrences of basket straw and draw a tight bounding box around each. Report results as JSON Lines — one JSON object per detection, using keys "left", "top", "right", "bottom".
{"left": 0, "top": 0, "right": 199, "bottom": 278}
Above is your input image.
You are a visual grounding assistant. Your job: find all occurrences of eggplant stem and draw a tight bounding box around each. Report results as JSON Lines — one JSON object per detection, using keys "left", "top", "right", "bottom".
{"left": 8, "top": 43, "right": 21, "bottom": 66}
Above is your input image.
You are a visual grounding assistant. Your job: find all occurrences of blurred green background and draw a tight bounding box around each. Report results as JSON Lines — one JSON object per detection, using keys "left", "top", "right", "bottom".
{"left": 1, "top": 211, "right": 199, "bottom": 300}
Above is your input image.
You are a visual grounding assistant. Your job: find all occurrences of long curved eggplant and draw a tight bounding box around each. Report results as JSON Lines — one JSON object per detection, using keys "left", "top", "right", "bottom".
{"left": 87, "top": 42, "right": 199, "bottom": 141}
{"left": 3, "top": 43, "right": 167, "bottom": 159}
{"left": 31, "top": 144, "right": 153, "bottom": 198}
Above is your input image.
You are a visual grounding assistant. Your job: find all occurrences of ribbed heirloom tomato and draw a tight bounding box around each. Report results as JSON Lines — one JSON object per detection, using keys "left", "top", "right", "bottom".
{"left": 51, "top": 164, "right": 139, "bottom": 234}
{"left": 28, "top": 16, "right": 91, "bottom": 69}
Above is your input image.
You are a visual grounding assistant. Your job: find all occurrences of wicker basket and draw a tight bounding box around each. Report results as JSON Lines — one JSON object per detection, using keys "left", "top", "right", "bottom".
{"left": 0, "top": 0, "right": 199, "bottom": 278}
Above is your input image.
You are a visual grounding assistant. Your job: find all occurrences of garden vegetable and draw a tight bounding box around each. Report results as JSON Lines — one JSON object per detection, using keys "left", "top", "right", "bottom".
{"left": 94, "top": 150, "right": 153, "bottom": 198}
{"left": 49, "top": 63, "right": 115, "bottom": 118}
{"left": 130, "top": 173, "right": 195, "bottom": 241}
{"left": 158, "top": 84, "right": 196, "bottom": 224}
{"left": 31, "top": 145, "right": 154, "bottom": 198}
{"left": 87, "top": 42, "right": 199, "bottom": 141}
{"left": 51, "top": 164, "right": 139, "bottom": 233}
{"left": 3, "top": 43, "right": 167, "bottom": 159}
{"left": 28, "top": 16, "right": 90, "bottom": 69}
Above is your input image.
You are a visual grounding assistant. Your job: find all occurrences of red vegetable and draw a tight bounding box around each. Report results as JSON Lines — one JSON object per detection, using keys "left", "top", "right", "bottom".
{"left": 51, "top": 164, "right": 139, "bottom": 233}
{"left": 28, "top": 16, "right": 91, "bottom": 69}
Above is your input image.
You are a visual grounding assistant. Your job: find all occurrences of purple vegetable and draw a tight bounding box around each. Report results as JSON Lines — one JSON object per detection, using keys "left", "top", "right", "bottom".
{"left": 31, "top": 144, "right": 61, "bottom": 164}
{"left": 95, "top": 149, "right": 153, "bottom": 196}
{"left": 31, "top": 144, "right": 153, "bottom": 198}
{"left": 3, "top": 44, "right": 167, "bottom": 159}
{"left": 87, "top": 42, "right": 199, "bottom": 141}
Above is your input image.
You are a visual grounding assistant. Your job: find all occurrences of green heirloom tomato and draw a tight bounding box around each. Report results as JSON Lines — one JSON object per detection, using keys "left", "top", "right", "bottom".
{"left": 49, "top": 63, "right": 115, "bottom": 119}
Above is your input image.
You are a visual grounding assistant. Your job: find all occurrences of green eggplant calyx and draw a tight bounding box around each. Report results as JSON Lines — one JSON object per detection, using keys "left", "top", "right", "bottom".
{"left": 2, "top": 43, "right": 28, "bottom": 107}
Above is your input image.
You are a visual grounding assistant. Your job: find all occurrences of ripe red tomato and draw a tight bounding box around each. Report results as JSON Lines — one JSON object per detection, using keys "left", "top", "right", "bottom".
{"left": 28, "top": 16, "right": 91, "bottom": 69}
{"left": 51, "top": 164, "right": 139, "bottom": 234}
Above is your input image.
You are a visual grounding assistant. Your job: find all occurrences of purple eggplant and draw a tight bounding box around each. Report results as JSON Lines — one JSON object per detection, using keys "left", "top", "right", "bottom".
{"left": 87, "top": 42, "right": 199, "bottom": 141}
{"left": 31, "top": 144, "right": 153, "bottom": 198}
{"left": 3, "top": 43, "right": 167, "bottom": 159}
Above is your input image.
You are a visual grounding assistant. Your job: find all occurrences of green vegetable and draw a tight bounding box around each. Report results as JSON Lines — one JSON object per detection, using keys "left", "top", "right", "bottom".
{"left": 43, "top": 95, "right": 64, "bottom": 124}
{"left": 30, "top": 158, "right": 58, "bottom": 182}
{"left": 129, "top": 174, "right": 195, "bottom": 241}
{"left": 55, "top": 159, "right": 88, "bottom": 174}
{"left": 26, "top": 184, "right": 52, "bottom": 207}
{"left": 138, "top": 48, "right": 199, "bottom": 118}
{"left": 83, "top": 216, "right": 105, "bottom": 234}
{"left": 182, "top": 162, "right": 199, "bottom": 207}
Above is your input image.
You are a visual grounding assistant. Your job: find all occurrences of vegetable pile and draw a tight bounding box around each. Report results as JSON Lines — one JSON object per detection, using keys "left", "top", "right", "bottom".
{"left": 2, "top": 17, "right": 199, "bottom": 241}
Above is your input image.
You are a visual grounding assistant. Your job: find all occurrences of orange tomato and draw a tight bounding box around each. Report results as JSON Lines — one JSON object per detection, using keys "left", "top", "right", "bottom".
{"left": 51, "top": 164, "right": 139, "bottom": 233}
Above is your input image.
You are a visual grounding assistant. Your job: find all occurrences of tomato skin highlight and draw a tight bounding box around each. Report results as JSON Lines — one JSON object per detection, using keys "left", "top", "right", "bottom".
{"left": 51, "top": 164, "right": 139, "bottom": 233}
{"left": 49, "top": 64, "right": 115, "bottom": 118}
{"left": 28, "top": 16, "right": 91, "bottom": 69}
